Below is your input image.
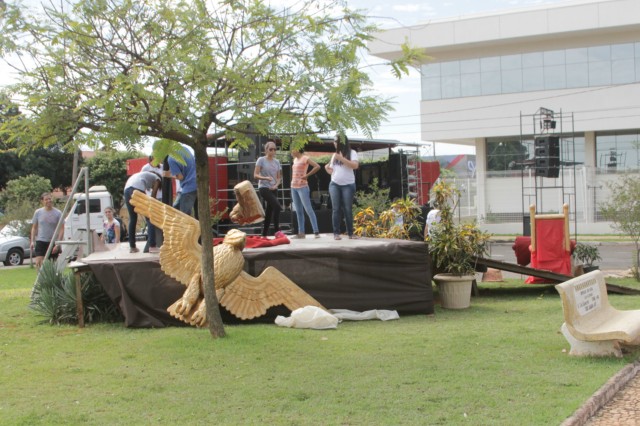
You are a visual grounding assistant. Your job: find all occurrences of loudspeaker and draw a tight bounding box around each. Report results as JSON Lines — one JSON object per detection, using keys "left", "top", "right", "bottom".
{"left": 535, "top": 136, "right": 560, "bottom": 178}
{"left": 388, "top": 153, "right": 407, "bottom": 200}
{"left": 535, "top": 164, "right": 560, "bottom": 178}
{"left": 534, "top": 136, "right": 559, "bottom": 157}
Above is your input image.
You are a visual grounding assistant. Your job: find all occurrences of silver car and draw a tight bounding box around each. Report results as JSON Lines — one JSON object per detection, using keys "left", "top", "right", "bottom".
{"left": 0, "top": 222, "right": 32, "bottom": 266}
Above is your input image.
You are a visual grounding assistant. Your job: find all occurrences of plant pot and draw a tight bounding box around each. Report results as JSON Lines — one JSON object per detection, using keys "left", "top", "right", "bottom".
{"left": 433, "top": 273, "right": 475, "bottom": 309}
{"left": 583, "top": 265, "right": 600, "bottom": 273}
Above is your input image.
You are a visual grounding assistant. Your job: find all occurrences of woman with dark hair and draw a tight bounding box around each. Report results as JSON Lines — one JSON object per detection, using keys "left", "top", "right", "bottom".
{"left": 324, "top": 134, "right": 359, "bottom": 240}
{"left": 254, "top": 140, "right": 282, "bottom": 237}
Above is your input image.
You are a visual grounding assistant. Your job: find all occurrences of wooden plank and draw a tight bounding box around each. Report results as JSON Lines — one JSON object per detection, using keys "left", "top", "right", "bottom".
{"left": 473, "top": 256, "right": 640, "bottom": 295}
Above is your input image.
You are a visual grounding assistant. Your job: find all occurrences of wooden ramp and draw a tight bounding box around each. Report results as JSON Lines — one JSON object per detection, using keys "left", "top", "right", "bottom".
{"left": 474, "top": 256, "right": 640, "bottom": 295}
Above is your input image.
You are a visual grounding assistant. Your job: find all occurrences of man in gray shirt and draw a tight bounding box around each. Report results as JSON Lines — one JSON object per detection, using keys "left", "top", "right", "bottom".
{"left": 30, "top": 192, "right": 64, "bottom": 269}
{"left": 124, "top": 171, "right": 160, "bottom": 253}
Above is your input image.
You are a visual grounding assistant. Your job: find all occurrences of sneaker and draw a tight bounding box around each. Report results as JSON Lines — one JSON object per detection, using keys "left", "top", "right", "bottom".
{"left": 349, "top": 235, "right": 360, "bottom": 240}
{"left": 314, "top": 233, "right": 321, "bottom": 239}
{"left": 149, "top": 247, "right": 160, "bottom": 253}
{"left": 130, "top": 247, "right": 139, "bottom": 253}
{"left": 334, "top": 234, "right": 342, "bottom": 240}
{"left": 293, "top": 234, "right": 306, "bottom": 239}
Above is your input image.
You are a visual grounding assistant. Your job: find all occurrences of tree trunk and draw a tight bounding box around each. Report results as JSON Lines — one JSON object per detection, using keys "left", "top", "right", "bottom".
{"left": 635, "top": 244, "right": 640, "bottom": 281}
{"left": 193, "top": 142, "right": 226, "bottom": 338}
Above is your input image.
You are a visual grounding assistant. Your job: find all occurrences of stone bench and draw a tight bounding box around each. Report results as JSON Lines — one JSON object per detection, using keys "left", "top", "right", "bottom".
{"left": 555, "top": 270, "right": 640, "bottom": 357}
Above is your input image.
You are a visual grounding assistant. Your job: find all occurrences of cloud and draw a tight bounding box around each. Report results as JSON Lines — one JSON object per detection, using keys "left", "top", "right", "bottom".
{"left": 392, "top": 3, "right": 436, "bottom": 14}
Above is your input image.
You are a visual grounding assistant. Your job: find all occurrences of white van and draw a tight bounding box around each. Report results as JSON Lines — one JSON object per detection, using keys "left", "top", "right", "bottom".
{"left": 63, "top": 185, "right": 114, "bottom": 240}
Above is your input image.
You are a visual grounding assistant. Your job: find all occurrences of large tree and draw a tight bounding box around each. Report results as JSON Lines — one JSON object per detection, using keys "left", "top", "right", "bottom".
{"left": 0, "top": 0, "right": 419, "bottom": 337}
{"left": 1, "top": 92, "right": 75, "bottom": 191}
{"left": 84, "top": 150, "right": 142, "bottom": 212}
{"left": 0, "top": 147, "right": 76, "bottom": 191}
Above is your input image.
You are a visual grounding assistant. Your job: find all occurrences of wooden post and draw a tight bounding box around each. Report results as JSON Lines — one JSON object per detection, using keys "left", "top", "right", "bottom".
{"left": 563, "top": 203, "right": 570, "bottom": 252}
{"left": 529, "top": 204, "right": 536, "bottom": 251}
{"left": 75, "top": 270, "right": 85, "bottom": 328}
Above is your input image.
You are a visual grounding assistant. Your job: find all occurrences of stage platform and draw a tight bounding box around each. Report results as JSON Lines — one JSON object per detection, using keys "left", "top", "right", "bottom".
{"left": 71, "top": 235, "right": 434, "bottom": 327}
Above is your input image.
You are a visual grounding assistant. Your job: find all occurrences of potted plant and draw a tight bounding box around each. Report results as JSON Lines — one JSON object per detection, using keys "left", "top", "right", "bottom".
{"left": 573, "top": 243, "right": 601, "bottom": 273}
{"left": 427, "top": 181, "right": 491, "bottom": 309}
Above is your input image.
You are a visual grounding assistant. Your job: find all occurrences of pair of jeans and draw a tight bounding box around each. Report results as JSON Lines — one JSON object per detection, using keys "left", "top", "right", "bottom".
{"left": 328, "top": 181, "right": 356, "bottom": 237}
{"left": 124, "top": 187, "right": 154, "bottom": 248}
{"left": 258, "top": 187, "right": 281, "bottom": 237}
{"left": 144, "top": 217, "right": 157, "bottom": 248}
{"left": 179, "top": 191, "right": 197, "bottom": 216}
{"left": 291, "top": 186, "right": 319, "bottom": 234}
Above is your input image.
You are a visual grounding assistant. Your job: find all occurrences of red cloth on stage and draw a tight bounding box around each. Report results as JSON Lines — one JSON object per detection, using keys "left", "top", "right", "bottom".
{"left": 524, "top": 219, "right": 572, "bottom": 284}
{"left": 213, "top": 233, "right": 290, "bottom": 248}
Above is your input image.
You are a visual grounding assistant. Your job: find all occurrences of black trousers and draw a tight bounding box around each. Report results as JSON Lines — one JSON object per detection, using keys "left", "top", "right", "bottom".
{"left": 259, "top": 187, "right": 281, "bottom": 236}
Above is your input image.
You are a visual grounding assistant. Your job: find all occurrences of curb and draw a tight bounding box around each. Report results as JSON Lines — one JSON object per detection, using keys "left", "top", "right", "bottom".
{"left": 561, "top": 360, "right": 640, "bottom": 426}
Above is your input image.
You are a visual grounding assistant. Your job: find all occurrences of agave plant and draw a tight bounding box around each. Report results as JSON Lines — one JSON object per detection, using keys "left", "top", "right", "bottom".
{"left": 30, "top": 260, "right": 122, "bottom": 325}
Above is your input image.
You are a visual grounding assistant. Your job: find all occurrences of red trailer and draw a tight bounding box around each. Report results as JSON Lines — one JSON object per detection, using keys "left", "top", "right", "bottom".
{"left": 127, "top": 156, "right": 229, "bottom": 216}
{"left": 127, "top": 137, "right": 440, "bottom": 235}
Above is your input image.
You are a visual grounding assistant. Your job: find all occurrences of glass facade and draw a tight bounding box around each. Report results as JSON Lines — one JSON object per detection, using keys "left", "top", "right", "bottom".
{"left": 596, "top": 131, "right": 640, "bottom": 171}
{"left": 486, "top": 136, "right": 585, "bottom": 173}
{"left": 422, "top": 42, "right": 640, "bottom": 100}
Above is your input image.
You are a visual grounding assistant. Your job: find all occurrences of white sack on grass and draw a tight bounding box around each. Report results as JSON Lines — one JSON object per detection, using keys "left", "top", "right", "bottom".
{"left": 275, "top": 306, "right": 339, "bottom": 329}
{"left": 330, "top": 309, "right": 400, "bottom": 321}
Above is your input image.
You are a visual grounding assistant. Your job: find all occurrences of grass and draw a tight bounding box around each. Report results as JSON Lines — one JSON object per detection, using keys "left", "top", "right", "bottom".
{"left": 1, "top": 267, "right": 640, "bottom": 425}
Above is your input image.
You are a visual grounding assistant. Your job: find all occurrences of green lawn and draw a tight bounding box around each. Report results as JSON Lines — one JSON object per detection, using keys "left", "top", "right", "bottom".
{"left": 1, "top": 267, "right": 639, "bottom": 425}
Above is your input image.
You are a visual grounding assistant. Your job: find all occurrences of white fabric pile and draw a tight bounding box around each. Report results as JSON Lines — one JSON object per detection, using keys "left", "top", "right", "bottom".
{"left": 275, "top": 306, "right": 399, "bottom": 330}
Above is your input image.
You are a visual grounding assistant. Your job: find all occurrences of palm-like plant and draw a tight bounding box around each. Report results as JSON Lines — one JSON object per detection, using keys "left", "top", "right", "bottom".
{"left": 427, "top": 181, "right": 491, "bottom": 276}
{"left": 30, "top": 260, "right": 122, "bottom": 325}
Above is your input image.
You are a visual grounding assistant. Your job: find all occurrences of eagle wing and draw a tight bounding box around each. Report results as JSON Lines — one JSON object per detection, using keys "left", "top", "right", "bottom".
{"left": 130, "top": 191, "right": 202, "bottom": 287}
{"left": 220, "top": 269, "right": 326, "bottom": 320}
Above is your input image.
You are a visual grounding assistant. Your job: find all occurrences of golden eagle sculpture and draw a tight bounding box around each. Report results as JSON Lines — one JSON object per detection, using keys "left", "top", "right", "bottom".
{"left": 130, "top": 182, "right": 325, "bottom": 327}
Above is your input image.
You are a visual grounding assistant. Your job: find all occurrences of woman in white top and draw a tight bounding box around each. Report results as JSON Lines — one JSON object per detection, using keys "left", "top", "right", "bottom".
{"left": 424, "top": 207, "right": 441, "bottom": 239}
{"left": 325, "top": 134, "right": 359, "bottom": 240}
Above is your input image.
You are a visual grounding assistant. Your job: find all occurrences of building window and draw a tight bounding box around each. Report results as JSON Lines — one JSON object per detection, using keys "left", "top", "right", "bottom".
{"left": 422, "top": 41, "right": 640, "bottom": 101}
{"left": 487, "top": 136, "right": 586, "bottom": 175}
{"left": 486, "top": 138, "right": 533, "bottom": 172}
{"left": 596, "top": 132, "right": 640, "bottom": 171}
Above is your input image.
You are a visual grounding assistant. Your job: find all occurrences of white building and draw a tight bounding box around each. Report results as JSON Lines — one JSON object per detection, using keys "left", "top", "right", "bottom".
{"left": 369, "top": 0, "right": 640, "bottom": 235}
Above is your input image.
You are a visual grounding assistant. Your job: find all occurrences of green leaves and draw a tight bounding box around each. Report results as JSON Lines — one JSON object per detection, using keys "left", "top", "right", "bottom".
{"left": 1, "top": 0, "right": 418, "bottom": 152}
{"left": 389, "top": 40, "right": 427, "bottom": 79}
{"left": 427, "top": 180, "right": 491, "bottom": 276}
{"left": 600, "top": 174, "right": 640, "bottom": 279}
{"left": 30, "top": 260, "right": 122, "bottom": 325}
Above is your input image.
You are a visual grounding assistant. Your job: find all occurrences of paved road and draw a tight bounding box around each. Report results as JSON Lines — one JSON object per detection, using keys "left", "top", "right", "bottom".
{"left": 487, "top": 241, "right": 637, "bottom": 274}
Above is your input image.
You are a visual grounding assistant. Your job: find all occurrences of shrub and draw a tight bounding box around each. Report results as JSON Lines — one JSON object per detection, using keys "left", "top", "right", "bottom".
{"left": 573, "top": 243, "right": 601, "bottom": 267}
{"left": 30, "top": 260, "right": 123, "bottom": 325}
{"left": 0, "top": 174, "right": 52, "bottom": 212}
{"left": 427, "top": 180, "right": 491, "bottom": 276}
{"left": 354, "top": 196, "right": 423, "bottom": 239}
{"left": 354, "top": 178, "right": 390, "bottom": 218}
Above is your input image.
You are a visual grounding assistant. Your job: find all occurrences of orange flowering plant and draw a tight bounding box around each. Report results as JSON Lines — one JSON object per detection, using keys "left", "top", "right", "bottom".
{"left": 354, "top": 197, "right": 422, "bottom": 239}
